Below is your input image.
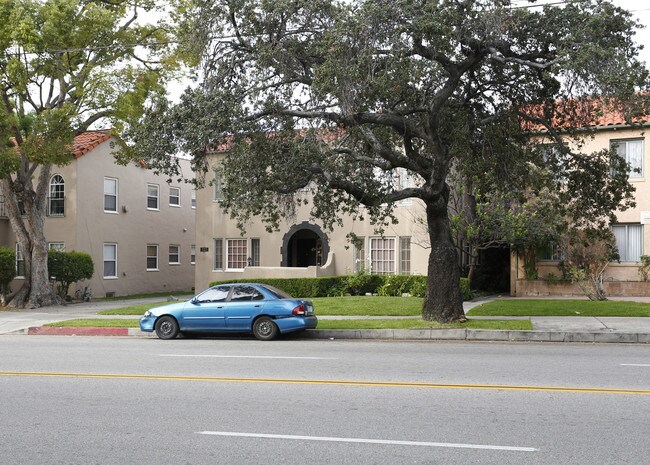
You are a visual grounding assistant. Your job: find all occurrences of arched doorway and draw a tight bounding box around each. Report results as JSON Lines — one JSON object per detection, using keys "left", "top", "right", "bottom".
{"left": 281, "top": 222, "right": 329, "bottom": 267}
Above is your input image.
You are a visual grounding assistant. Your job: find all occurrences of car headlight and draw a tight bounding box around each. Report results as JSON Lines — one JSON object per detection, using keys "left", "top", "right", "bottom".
{"left": 143, "top": 311, "right": 152, "bottom": 317}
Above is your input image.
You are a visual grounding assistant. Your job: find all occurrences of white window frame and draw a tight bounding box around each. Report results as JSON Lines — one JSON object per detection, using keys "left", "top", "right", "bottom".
{"left": 15, "top": 243, "right": 25, "bottom": 279}
{"left": 103, "top": 243, "right": 118, "bottom": 279}
{"left": 213, "top": 171, "right": 224, "bottom": 201}
{"left": 191, "top": 190, "right": 196, "bottom": 209}
{"left": 147, "top": 184, "right": 159, "bottom": 210}
{"left": 104, "top": 177, "right": 118, "bottom": 213}
{"left": 190, "top": 245, "right": 196, "bottom": 265}
{"left": 48, "top": 242, "right": 65, "bottom": 252}
{"left": 353, "top": 237, "right": 366, "bottom": 273}
{"left": 226, "top": 238, "right": 248, "bottom": 271}
{"left": 213, "top": 239, "right": 223, "bottom": 271}
{"left": 399, "top": 236, "right": 411, "bottom": 275}
{"left": 611, "top": 139, "right": 644, "bottom": 178}
{"left": 612, "top": 224, "right": 643, "bottom": 262}
{"left": 169, "top": 186, "right": 181, "bottom": 207}
{"left": 169, "top": 244, "right": 180, "bottom": 265}
{"left": 48, "top": 174, "right": 65, "bottom": 217}
{"left": 369, "top": 237, "right": 396, "bottom": 275}
{"left": 146, "top": 244, "right": 159, "bottom": 271}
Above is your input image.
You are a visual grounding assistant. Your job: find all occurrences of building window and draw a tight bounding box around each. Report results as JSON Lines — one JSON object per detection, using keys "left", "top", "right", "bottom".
{"left": 213, "top": 171, "right": 223, "bottom": 201}
{"left": 103, "top": 243, "right": 117, "bottom": 278}
{"left": 169, "top": 187, "right": 181, "bottom": 207}
{"left": 369, "top": 237, "right": 396, "bottom": 274}
{"left": 227, "top": 239, "right": 247, "bottom": 270}
{"left": 399, "top": 237, "right": 411, "bottom": 274}
{"left": 214, "top": 239, "right": 223, "bottom": 270}
{"left": 354, "top": 237, "right": 366, "bottom": 272}
{"left": 612, "top": 224, "right": 643, "bottom": 262}
{"left": 104, "top": 177, "right": 118, "bottom": 213}
{"left": 48, "top": 174, "right": 65, "bottom": 216}
{"left": 191, "top": 190, "right": 196, "bottom": 209}
{"left": 169, "top": 244, "right": 180, "bottom": 264}
{"left": 250, "top": 239, "right": 260, "bottom": 266}
{"left": 48, "top": 242, "right": 65, "bottom": 252}
{"left": 15, "top": 243, "right": 25, "bottom": 278}
{"left": 147, "top": 184, "right": 159, "bottom": 210}
{"left": 190, "top": 245, "right": 196, "bottom": 265}
{"left": 537, "top": 242, "right": 565, "bottom": 261}
{"left": 611, "top": 139, "right": 643, "bottom": 178}
{"left": 147, "top": 244, "right": 159, "bottom": 270}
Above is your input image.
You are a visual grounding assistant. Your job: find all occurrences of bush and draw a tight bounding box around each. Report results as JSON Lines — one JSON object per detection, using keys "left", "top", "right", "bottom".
{"left": 48, "top": 250, "right": 94, "bottom": 298}
{"left": 0, "top": 247, "right": 16, "bottom": 305}
{"left": 210, "top": 274, "right": 472, "bottom": 300}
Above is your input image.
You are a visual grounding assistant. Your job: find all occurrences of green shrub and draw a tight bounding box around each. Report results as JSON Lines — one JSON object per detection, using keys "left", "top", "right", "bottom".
{"left": 408, "top": 276, "right": 427, "bottom": 298}
{"left": 209, "top": 276, "right": 348, "bottom": 298}
{"left": 460, "top": 277, "right": 473, "bottom": 301}
{"left": 345, "top": 270, "right": 385, "bottom": 296}
{"left": 0, "top": 247, "right": 16, "bottom": 305}
{"left": 48, "top": 250, "right": 94, "bottom": 298}
{"left": 378, "top": 275, "right": 419, "bottom": 296}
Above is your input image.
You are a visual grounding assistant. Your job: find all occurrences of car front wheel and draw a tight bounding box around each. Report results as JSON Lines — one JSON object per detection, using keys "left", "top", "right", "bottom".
{"left": 253, "top": 317, "right": 279, "bottom": 341}
{"left": 155, "top": 316, "right": 179, "bottom": 340}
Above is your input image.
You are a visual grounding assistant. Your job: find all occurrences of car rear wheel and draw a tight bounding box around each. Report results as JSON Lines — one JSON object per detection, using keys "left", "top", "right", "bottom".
{"left": 253, "top": 317, "right": 279, "bottom": 341}
{"left": 155, "top": 316, "right": 179, "bottom": 340}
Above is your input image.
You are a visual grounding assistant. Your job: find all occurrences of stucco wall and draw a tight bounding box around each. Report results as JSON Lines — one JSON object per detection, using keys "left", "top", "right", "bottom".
{"left": 194, "top": 154, "right": 431, "bottom": 292}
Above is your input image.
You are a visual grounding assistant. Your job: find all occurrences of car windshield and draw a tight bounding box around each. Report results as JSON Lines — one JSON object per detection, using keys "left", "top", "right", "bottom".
{"left": 260, "top": 284, "right": 293, "bottom": 299}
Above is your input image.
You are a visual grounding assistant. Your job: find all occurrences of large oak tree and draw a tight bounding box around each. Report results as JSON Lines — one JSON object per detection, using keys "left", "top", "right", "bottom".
{"left": 130, "top": 0, "right": 648, "bottom": 322}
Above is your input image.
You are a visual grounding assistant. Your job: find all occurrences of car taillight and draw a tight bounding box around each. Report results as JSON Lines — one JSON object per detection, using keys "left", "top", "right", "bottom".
{"left": 292, "top": 305, "right": 305, "bottom": 316}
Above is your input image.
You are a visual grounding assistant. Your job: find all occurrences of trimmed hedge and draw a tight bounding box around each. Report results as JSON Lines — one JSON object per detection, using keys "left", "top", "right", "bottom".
{"left": 210, "top": 274, "right": 473, "bottom": 301}
{"left": 48, "top": 250, "right": 94, "bottom": 298}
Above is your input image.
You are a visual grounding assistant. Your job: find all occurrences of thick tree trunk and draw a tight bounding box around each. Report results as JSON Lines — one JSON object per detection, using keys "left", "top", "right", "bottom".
{"left": 422, "top": 193, "right": 465, "bottom": 322}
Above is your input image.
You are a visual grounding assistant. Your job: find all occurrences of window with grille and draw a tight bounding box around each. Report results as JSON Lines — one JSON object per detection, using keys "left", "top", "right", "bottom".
{"left": 370, "top": 237, "right": 396, "bottom": 274}
{"left": 227, "top": 239, "right": 248, "bottom": 270}
{"left": 48, "top": 174, "right": 65, "bottom": 216}
{"left": 399, "top": 237, "right": 411, "bottom": 274}
{"left": 354, "top": 237, "right": 366, "bottom": 272}
{"left": 250, "top": 239, "right": 260, "bottom": 266}
{"left": 214, "top": 239, "right": 223, "bottom": 270}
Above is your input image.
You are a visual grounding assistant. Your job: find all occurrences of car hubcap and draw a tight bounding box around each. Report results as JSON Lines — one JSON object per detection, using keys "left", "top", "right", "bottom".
{"left": 161, "top": 321, "right": 172, "bottom": 335}
{"left": 259, "top": 321, "right": 271, "bottom": 336}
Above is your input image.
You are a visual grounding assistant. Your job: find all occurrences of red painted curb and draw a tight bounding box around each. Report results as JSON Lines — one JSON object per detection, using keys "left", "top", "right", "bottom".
{"left": 27, "top": 326, "right": 129, "bottom": 336}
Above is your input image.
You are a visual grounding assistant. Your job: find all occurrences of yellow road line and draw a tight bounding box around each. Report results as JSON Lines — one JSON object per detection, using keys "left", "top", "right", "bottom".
{"left": 0, "top": 371, "right": 648, "bottom": 395}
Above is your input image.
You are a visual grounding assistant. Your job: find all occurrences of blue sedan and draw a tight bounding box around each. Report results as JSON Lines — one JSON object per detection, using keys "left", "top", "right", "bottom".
{"left": 139, "top": 283, "right": 317, "bottom": 341}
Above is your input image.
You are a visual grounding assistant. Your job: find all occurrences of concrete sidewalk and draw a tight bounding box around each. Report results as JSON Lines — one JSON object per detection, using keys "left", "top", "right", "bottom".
{"left": 1, "top": 296, "right": 650, "bottom": 343}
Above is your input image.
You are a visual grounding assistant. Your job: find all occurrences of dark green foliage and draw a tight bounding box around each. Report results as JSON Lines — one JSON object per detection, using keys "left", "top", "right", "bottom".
{"left": 48, "top": 251, "right": 94, "bottom": 298}
{"left": 210, "top": 275, "right": 473, "bottom": 301}
{"left": 0, "top": 246, "right": 16, "bottom": 304}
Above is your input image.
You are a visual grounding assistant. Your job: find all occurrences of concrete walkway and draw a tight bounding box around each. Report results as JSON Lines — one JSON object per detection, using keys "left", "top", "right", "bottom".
{"left": 1, "top": 295, "right": 649, "bottom": 343}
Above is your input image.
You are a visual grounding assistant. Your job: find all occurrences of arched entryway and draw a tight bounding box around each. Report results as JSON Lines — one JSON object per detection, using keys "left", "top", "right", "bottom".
{"left": 281, "top": 222, "right": 329, "bottom": 267}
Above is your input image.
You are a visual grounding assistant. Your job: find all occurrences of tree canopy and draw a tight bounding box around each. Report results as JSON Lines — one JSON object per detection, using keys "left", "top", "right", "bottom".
{"left": 129, "top": 0, "right": 649, "bottom": 322}
{"left": 0, "top": 0, "right": 187, "bottom": 307}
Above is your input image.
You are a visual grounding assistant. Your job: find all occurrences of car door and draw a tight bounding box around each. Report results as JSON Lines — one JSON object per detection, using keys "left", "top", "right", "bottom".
{"left": 181, "top": 285, "right": 231, "bottom": 331}
{"left": 224, "top": 285, "right": 266, "bottom": 331}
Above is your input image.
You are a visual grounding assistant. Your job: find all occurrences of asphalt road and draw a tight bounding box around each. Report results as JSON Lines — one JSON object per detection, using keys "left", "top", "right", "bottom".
{"left": 1, "top": 336, "right": 648, "bottom": 464}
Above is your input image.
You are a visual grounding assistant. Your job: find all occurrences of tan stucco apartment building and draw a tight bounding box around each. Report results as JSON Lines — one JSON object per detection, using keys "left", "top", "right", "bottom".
{"left": 194, "top": 154, "right": 431, "bottom": 292}
{"left": 513, "top": 110, "right": 650, "bottom": 296}
{"left": 0, "top": 131, "right": 196, "bottom": 297}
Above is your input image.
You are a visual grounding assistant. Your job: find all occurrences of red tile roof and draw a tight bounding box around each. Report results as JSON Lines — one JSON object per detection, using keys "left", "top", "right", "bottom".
{"left": 72, "top": 130, "right": 112, "bottom": 158}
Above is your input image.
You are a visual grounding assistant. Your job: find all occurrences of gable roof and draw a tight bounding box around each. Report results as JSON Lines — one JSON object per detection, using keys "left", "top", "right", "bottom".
{"left": 72, "top": 130, "right": 112, "bottom": 158}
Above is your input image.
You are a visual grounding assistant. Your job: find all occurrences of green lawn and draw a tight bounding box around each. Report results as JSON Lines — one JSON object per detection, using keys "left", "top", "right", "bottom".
{"left": 98, "top": 296, "right": 425, "bottom": 316}
{"left": 467, "top": 299, "right": 650, "bottom": 317}
{"left": 46, "top": 318, "right": 532, "bottom": 331}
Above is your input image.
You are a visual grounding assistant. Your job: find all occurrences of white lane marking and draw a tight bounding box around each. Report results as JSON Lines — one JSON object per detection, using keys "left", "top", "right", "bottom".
{"left": 159, "top": 354, "right": 337, "bottom": 360}
{"left": 197, "top": 431, "right": 538, "bottom": 452}
{"left": 620, "top": 364, "right": 650, "bottom": 367}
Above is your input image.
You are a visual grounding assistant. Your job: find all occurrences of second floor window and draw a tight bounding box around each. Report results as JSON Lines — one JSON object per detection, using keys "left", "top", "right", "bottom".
{"left": 611, "top": 139, "right": 643, "bottom": 178}
{"left": 48, "top": 174, "right": 65, "bottom": 216}
{"left": 104, "top": 177, "right": 118, "bottom": 212}
{"left": 169, "top": 187, "right": 180, "bottom": 207}
{"left": 147, "top": 184, "right": 159, "bottom": 210}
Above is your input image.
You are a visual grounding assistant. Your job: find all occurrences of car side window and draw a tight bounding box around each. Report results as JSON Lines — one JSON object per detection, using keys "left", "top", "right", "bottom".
{"left": 197, "top": 286, "right": 230, "bottom": 303}
{"left": 231, "top": 285, "right": 264, "bottom": 302}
